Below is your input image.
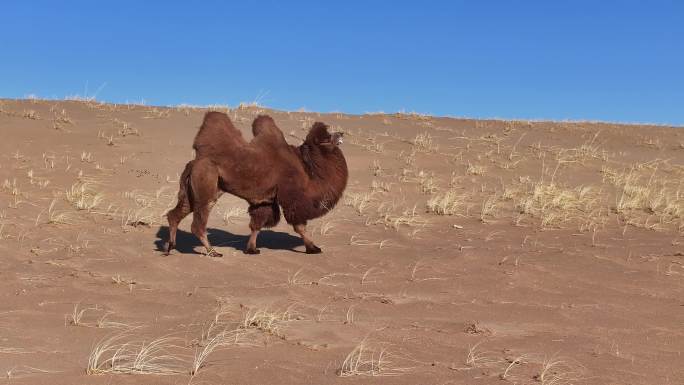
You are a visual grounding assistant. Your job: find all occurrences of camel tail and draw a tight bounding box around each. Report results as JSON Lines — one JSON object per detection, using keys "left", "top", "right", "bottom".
{"left": 178, "top": 161, "right": 194, "bottom": 208}
{"left": 167, "top": 161, "right": 194, "bottom": 217}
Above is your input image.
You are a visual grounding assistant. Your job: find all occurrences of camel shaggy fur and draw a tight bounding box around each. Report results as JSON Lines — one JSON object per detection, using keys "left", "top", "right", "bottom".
{"left": 165, "top": 112, "right": 348, "bottom": 256}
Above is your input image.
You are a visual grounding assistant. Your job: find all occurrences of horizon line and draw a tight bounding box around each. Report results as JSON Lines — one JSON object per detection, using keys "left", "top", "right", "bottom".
{"left": 3, "top": 95, "right": 682, "bottom": 129}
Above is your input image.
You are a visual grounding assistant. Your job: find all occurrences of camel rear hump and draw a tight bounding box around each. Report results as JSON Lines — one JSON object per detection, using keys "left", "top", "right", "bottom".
{"left": 251, "top": 115, "right": 287, "bottom": 148}
{"left": 193, "top": 111, "right": 247, "bottom": 157}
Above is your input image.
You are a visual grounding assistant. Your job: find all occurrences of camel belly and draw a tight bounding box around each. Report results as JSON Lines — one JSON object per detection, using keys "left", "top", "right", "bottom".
{"left": 208, "top": 151, "right": 283, "bottom": 206}
{"left": 217, "top": 171, "right": 277, "bottom": 205}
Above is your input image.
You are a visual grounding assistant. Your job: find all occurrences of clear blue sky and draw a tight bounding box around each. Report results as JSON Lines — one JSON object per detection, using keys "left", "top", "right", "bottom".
{"left": 2, "top": 1, "right": 683, "bottom": 125}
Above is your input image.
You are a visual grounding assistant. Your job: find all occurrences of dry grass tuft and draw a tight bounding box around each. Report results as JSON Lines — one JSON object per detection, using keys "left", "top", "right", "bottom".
{"left": 349, "top": 235, "right": 391, "bottom": 248}
{"left": 556, "top": 131, "right": 606, "bottom": 164}
{"left": 191, "top": 328, "right": 254, "bottom": 376}
{"left": 53, "top": 108, "right": 73, "bottom": 124}
{"left": 344, "top": 192, "right": 374, "bottom": 214}
{"left": 466, "top": 162, "right": 486, "bottom": 176}
{"left": 363, "top": 139, "right": 385, "bottom": 153}
{"left": 375, "top": 205, "right": 426, "bottom": 230}
{"left": 85, "top": 301, "right": 259, "bottom": 377}
{"left": 480, "top": 193, "right": 501, "bottom": 223}
{"left": 241, "top": 306, "right": 296, "bottom": 338}
{"left": 314, "top": 220, "right": 336, "bottom": 236}
{"left": 143, "top": 107, "right": 170, "bottom": 119}
{"left": 96, "top": 313, "right": 135, "bottom": 329}
{"left": 371, "top": 180, "right": 391, "bottom": 193}
{"left": 66, "top": 303, "right": 95, "bottom": 326}
{"left": 45, "top": 199, "right": 73, "bottom": 224}
{"left": 603, "top": 166, "right": 683, "bottom": 229}
{"left": 112, "top": 118, "right": 139, "bottom": 137}
{"left": 222, "top": 206, "right": 247, "bottom": 224}
{"left": 412, "top": 132, "right": 437, "bottom": 153}
{"left": 65, "top": 304, "right": 132, "bottom": 329}
{"left": 464, "top": 340, "right": 501, "bottom": 368}
{"left": 370, "top": 160, "right": 383, "bottom": 176}
{"left": 22, "top": 109, "right": 40, "bottom": 119}
{"left": 533, "top": 355, "right": 585, "bottom": 385}
{"left": 426, "top": 190, "right": 465, "bottom": 216}
{"left": 188, "top": 300, "right": 257, "bottom": 375}
{"left": 3, "top": 178, "right": 26, "bottom": 208}
{"left": 66, "top": 182, "right": 103, "bottom": 211}
{"left": 515, "top": 181, "right": 603, "bottom": 229}
{"left": 417, "top": 170, "right": 438, "bottom": 194}
{"left": 86, "top": 333, "right": 188, "bottom": 375}
{"left": 338, "top": 338, "right": 411, "bottom": 377}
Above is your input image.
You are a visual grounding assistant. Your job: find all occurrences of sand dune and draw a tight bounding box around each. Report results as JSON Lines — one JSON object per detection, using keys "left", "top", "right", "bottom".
{"left": 0, "top": 98, "right": 682, "bottom": 384}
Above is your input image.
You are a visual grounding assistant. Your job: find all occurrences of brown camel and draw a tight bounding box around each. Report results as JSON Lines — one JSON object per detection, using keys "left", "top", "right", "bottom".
{"left": 165, "top": 112, "right": 348, "bottom": 256}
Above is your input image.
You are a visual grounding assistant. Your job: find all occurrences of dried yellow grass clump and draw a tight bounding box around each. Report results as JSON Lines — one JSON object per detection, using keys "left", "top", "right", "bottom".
{"left": 417, "top": 170, "right": 438, "bottom": 194}
{"left": 241, "top": 306, "right": 295, "bottom": 338}
{"left": 87, "top": 333, "right": 188, "bottom": 375}
{"left": 556, "top": 131, "right": 606, "bottom": 164}
{"left": 515, "top": 181, "right": 602, "bottom": 228}
{"left": 87, "top": 303, "right": 257, "bottom": 377}
{"left": 191, "top": 328, "right": 254, "bottom": 375}
{"left": 603, "top": 165, "right": 683, "bottom": 229}
{"left": 412, "top": 132, "right": 437, "bottom": 152}
{"left": 338, "top": 338, "right": 410, "bottom": 377}
{"left": 66, "top": 182, "right": 103, "bottom": 211}
{"left": 426, "top": 191, "right": 465, "bottom": 216}
{"left": 534, "top": 355, "right": 585, "bottom": 385}
{"left": 344, "top": 192, "right": 373, "bottom": 214}
{"left": 46, "top": 199, "right": 72, "bottom": 224}
{"left": 375, "top": 205, "right": 425, "bottom": 230}
{"left": 466, "top": 162, "right": 486, "bottom": 176}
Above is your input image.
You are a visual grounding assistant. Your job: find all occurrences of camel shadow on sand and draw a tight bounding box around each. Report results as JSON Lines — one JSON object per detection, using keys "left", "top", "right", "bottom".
{"left": 154, "top": 226, "right": 305, "bottom": 255}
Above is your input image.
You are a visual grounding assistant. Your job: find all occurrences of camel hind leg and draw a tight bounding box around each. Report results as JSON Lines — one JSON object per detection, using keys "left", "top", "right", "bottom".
{"left": 190, "top": 159, "right": 223, "bottom": 257}
{"left": 165, "top": 161, "right": 194, "bottom": 255}
{"left": 165, "top": 199, "right": 192, "bottom": 255}
{"left": 191, "top": 200, "right": 222, "bottom": 257}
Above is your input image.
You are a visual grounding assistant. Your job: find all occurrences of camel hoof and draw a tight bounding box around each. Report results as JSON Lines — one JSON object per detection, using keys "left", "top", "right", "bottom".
{"left": 306, "top": 245, "right": 322, "bottom": 254}
{"left": 244, "top": 248, "right": 261, "bottom": 255}
{"left": 207, "top": 250, "right": 223, "bottom": 258}
{"left": 164, "top": 242, "right": 174, "bottom": 256}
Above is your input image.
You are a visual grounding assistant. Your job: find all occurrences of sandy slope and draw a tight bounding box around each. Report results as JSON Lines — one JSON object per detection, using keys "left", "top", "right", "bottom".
{"left": 0, "top": 98, "right": 682, "bottom": 384}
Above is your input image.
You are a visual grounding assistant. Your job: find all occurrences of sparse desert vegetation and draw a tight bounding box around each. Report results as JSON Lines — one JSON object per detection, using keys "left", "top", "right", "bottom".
{"left": 0, "top": 98, "right": 682, "bottom": 384}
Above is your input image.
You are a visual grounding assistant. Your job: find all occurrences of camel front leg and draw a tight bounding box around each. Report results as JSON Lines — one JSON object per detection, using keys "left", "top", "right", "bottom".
{"left": 293, "top": 223, "right": 321, "bottom": 254}
{"left": 245, "top": 229, "right": 260, "bottom": 254}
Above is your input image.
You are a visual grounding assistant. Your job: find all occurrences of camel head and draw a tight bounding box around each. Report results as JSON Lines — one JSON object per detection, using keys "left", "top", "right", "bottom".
{"left": 299, "top": 122, "right": 348, "bottom": 183}
{"left": 306, "top": 122, "right": 344, "bottom": 149}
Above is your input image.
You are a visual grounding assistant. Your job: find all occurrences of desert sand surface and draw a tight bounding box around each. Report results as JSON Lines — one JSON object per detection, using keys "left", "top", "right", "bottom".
{"left": 0, "top": 98, "right": 682, "bottom": 385}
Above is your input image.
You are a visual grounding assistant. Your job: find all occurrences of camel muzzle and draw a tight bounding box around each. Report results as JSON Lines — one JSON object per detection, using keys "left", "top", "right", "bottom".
{"left": 332, "top": 132, "right": 344, "bottom": 145}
